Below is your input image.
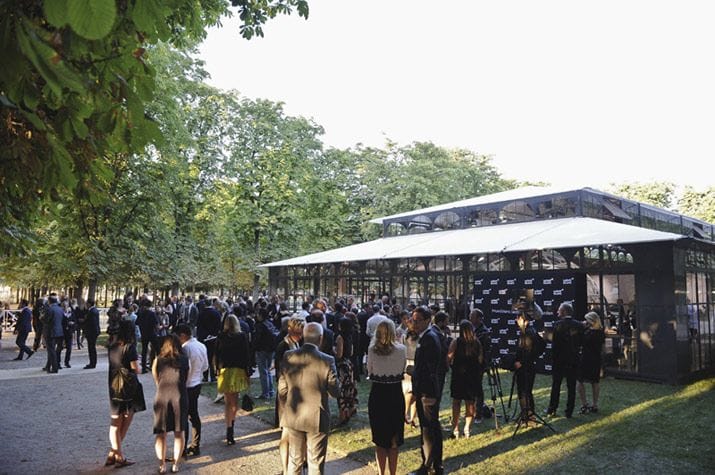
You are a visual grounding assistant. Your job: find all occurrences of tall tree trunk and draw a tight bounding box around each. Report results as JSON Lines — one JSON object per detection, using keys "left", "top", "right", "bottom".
{"left": 252, "top": 228, "right": 261, "bottom": 300}
{"left": 74, "top": 279, "right": 84, "bottom": 302}
{"left": 87, "top": 279, "right": 98, "bottom": 303}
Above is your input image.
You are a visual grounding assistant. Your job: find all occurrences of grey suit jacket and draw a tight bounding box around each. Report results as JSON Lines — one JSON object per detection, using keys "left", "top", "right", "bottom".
{"left": 278, "top": 343, "right": 339, "bottom": 434}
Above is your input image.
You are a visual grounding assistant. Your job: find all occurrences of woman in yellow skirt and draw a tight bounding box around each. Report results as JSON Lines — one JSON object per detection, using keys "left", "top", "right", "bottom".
{"left": 214, "top": 314, "right": 250, "bottom": 445}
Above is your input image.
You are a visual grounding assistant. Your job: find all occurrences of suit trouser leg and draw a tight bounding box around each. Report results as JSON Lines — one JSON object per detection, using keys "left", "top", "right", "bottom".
{"left": 48, "top": 337, "right": 59, "bottom": 371}
{"left": 286, "top": 428, "right": 307, "bottom": 475}
{"left": 63, "top": 333, "right": 72, "bottom": 365}
{"left": 140, "top": 336, "right": 151, "bottom": 370}
{"left": 186, "top": 385, "right": 202, "bottom": 447}
{"left": 87, "top": 335, "right": 97, "bottom": 367}
{"left": 16, "top": 332, "right": 31, "bottom": 357}
{"left": 416, "top": 395, "right": 443, "bottom": 472}
{"left": 305, "top": 430, "right": 328, "bottom": 475}
{"left": 549, "top": 370, "right": 564, "bottom": 412}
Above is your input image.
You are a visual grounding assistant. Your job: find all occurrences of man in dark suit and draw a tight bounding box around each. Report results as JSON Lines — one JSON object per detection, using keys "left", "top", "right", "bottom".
{"left": 546, "top": 302, "right": 583, "bottom": 418}
{"left": 83, "top": 299, "right": 101, "bottom": 369}
{"left": 279, "top": 322, "right": 339, "bottom": 475}
{"left": 13, "top": 299, "right": 34, "bottom": 360}
{"left": 196, "top": 298, "right": 222, "bottom": 382}
{"left": 135, "top": 300, "right": 158, "bottom": 373}
{"left": 408, "top": 306, "right": 444, "bottom": 475}
{"left": 45, "top": 296, "right": 64, "bottom": 373}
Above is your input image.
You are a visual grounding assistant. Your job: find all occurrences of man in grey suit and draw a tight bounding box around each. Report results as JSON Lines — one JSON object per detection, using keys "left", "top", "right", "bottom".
{"left": 279, "top": 322, "right": 339, "bottom": 475}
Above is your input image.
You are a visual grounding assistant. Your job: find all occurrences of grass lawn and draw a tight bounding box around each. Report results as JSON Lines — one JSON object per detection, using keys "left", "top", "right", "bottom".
{"left": 203, "top": 372, "right": 715, "bottom": 474}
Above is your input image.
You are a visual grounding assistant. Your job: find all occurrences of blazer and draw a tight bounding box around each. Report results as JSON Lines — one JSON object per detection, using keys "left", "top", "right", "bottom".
{"left": 552, "top": 317, "right": 584, "bottom": 370}
{"left": 47, "top": 303, "right": 65, "bottom": 338}
{"left": 412, "top": 327, "right": 441, "bottom": 398}
{"left": 17, "top": 307, "right": 33, "bottom": 334}
{"left": 278, "top": 343, "right": 339, "bottom": 434}
{"left": 85, "top": 306, "right": 101, "bottom": 337}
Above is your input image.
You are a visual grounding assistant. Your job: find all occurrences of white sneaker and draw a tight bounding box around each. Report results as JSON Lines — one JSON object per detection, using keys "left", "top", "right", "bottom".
{"left": 214, "top": 394, "right": 224, "bottom": 404}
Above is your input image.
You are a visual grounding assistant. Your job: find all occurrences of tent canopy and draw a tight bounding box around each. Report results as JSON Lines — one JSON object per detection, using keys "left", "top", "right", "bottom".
{"left": 262, "top": 217, "right": 683, "bottom": 267}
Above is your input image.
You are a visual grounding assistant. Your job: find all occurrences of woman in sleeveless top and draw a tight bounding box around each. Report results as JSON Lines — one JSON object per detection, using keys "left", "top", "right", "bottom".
{"left": 367, "top": 319, "right": 406, "bottom": 475}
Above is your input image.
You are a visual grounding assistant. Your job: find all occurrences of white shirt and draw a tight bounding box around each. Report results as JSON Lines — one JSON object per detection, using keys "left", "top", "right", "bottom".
{"left": 182, "top": 337, "right": 209, "bottom": 388}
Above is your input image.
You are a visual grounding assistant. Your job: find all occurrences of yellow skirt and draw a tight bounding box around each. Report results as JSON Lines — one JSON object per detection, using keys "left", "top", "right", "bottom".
{"left": 217, "top": 367, "right": 249, "bottom": 394}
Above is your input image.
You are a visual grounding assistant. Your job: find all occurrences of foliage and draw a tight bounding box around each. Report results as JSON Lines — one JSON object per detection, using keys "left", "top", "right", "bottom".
{"left": 0, "top": 0, "right": 308, "bottom": 254}
{"left": 678, "top": 186, "right": 715, "bottom": 223}
{"left": 608, "top": 181, "right": 677, "bottom": 209}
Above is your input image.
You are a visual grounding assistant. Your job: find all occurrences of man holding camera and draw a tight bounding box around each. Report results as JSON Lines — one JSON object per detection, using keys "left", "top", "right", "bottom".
{"left": 513, "top": 299, "right": 545, "bottom": 420}
{"left": 546, "top": 302, "right": 583, "bottom": 418}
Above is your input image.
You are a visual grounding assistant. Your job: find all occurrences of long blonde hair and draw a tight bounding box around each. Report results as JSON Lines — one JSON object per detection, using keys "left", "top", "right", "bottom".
{"left": 223, "top": 314, "right": 241, "bottom": 334}
{"left": 371, "top": 319, "right": 397, "bottom": 356}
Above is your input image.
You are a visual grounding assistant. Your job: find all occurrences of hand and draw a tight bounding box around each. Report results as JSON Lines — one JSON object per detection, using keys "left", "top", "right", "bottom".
{"left": 514, "top": 361, "right": 522, "bottom": 370}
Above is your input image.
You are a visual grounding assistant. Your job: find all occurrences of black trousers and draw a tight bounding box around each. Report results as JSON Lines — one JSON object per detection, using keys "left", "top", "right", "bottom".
{"left": 47, "top": 336, "right": 63, "bottom": 372}
{"left": 16, "top": 331, "right": 32, "bottom": 358}
{"left": 516, "top": 364, "right": 536, "bottom": 413}
{"left": 416, "top": 394, "right": 443, "bottom": 474}
{"left": 548, "top": 365, "right": 578, "bottom": 416}
{"left": 140, "top": 335, "right": 157, "bottom": 371}
{"left": 475, "top": 369, "right": 485, "bottom": 409}
{"left": 86, "top": 334, "right": 98, "bottom": 367}
{"left": 203, "top": 339, "right": 216, "bottom": 382}
{"left": 60, "top": 332, "right": 73, "bottom": 366}
{"left": 186, "top": 385, "right": 202, "bottom": 447}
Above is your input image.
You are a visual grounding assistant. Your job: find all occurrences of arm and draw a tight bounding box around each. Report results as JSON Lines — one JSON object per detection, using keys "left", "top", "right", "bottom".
{"left": 151, "top": 358, "right": 159, "bottom": 384}
{"left": 447, "top": 338, "right": 458, "bottom": 365}
{"left": 335, "top": 334, "right": 344, "bottom": 360}
{"left": 366, "top": 347, "right": 373, "bottom": 375}
{"left": 326, "top": 356, "right": 340, "bottom": 399}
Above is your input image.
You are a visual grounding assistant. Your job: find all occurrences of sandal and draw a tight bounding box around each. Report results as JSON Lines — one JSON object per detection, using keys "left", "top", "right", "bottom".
{"left": 579, "top": 405, "right": 590, "bottom": 415}
{"left": 115, "top": 457, "right": 135, "bottom": 468}
{"left": 104, "top": 451, "right": 116, "bottom": 466}
{"left": 171, "top": 464, "right": 180, "bottom": 473}
{"left": 158, "top": 463, "right": 167, "bottom": 474}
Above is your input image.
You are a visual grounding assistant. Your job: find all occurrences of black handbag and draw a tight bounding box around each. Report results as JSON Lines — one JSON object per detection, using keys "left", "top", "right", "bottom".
{"left": 241, "top": 393, "right": 254, "bottom": 412}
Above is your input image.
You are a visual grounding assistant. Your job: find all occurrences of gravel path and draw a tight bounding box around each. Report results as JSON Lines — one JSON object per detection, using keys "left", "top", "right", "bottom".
{"left": 0, "top": 332, "right": 373, "bottom": 475}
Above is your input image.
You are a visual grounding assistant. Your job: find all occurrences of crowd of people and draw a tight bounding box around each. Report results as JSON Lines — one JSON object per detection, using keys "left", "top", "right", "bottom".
{"left": 7, "top": 291, "right": 608, "bottom": 475}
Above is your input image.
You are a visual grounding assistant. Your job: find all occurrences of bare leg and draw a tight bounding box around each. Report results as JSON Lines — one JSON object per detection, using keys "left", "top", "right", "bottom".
{"left": 451, "top": 399, "right": 461, "bottom": 434}
{"left": 465, "top": 401, "right": 475, "bottom": 436}
{"left": 375, "top": 446, "right": 387, "bottom": 475}
{"left": 109, "top": 416, "right": 122, "bottom": 459}
{"left": 118, "top": 412, "right": 133, "bottom": 442}
{"left": 173, "top": 431, "right": 185, "bottom": 470}
{"left": 155, "top": 433, "right": 167, "bottom": 472}
{"left": 224, "top": 393, "right": 237, "bottom": 427}
{"left": 577, "top": 381, "right": 587, "bottom": 407}
{"left": 592, "top": 383, "right": 600, "bottom": 409}
{"left": 387, "top": 447, "right": 399, "bottom": 475}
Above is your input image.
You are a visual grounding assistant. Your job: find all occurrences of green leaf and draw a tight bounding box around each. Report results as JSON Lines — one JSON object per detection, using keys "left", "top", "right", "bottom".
{"left": 132, "top": 0, "right": 169, "bottom": 37}
{"left": 44, "top": 0, "right": 70, "bottom": 27}
{"left": 67, "top": 0, "right": 116, "bottom": 40}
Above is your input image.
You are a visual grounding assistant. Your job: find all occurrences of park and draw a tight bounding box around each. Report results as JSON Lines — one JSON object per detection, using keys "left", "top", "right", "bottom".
{"left": 2, "top": 1, "right": 715, "bottom": 474}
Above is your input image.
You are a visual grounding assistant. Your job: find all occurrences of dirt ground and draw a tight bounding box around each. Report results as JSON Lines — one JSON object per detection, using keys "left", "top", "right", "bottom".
{"left": 0, "top": 331, "right": 372, "bottom": 474}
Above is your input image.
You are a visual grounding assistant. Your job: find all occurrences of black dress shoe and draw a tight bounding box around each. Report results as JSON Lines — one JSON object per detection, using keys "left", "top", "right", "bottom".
{"left": 84, "top": 365, "right": 96, "bottom": 369}
{"left": 185, "top": 446, "right": 200, "bottom": 457}
{"left": 12, "top": 356, "right": 23, "bottom": 361}
{"left": 65, "top": 363, "right": 71, "bottom": 368}
{"left": 26, "top": 350, "right": 34, "bottom": 359}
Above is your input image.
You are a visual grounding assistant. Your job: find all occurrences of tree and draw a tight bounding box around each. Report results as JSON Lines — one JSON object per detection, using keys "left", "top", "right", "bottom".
{"left": 608, "top": 182, "right": 677, "bottom": 210}
{"left": 0, "top": 0, "right": 309, "bottom": 254}
{"left": 679, "top": 187, "right": 715, "bottom": 223}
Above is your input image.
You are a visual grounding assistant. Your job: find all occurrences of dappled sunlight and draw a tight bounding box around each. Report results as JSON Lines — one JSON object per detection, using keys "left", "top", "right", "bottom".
{"left": 448, "top": 378, "right": 715, "bottom": 474}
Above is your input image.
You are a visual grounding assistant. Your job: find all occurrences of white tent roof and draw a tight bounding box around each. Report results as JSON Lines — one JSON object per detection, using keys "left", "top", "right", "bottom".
{"left": 262, "top": 217, "right": 684, "bottom": 267}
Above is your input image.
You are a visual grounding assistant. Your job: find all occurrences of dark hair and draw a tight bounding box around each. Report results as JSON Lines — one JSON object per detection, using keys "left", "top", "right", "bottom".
{"left": 334, "top": 302, "right": 344, "bottom": 313}
{"left": 174, "top": 324, "right": 192, "bottom": 337}
{"left": 87, "top": 299, "right": 95, "bottom": 306}
{"left": 158, "top": 334, "right": 182, "bottom": 362}
{"left": 434, "top": 311, "right": 449, "bottom": 325}
{"left": 412, "top": 305, "right": 431, "bottom": 322}
{"left": 117, "top": 320, "right": 136, "bottom": 345}
{"left": 470, "top": 308, "right": 484, "bottom": 321}
{"left": 302, "top": 301, "right": 310, "bottom": 310}
{"left": 20, "top": 298, "right": 29, "bottom": 307}
{"left": 310, "top": 310, "right": 325, "bottom": 324}
{"left": 48, "top": 296, "right": 59, "bottom": 304}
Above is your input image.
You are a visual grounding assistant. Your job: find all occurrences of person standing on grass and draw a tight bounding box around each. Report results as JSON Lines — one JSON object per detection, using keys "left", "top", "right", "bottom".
{"left": 447, "top": 320, "right": 483, "bottom": 439}
{"left": 214, "top": 314, "right": 250, "bottom": 446}
{"left": 407, "top": 306, "right": 444, "bottom": 475}
{"left": 13, "top": 299, "right": 34, "bottom": 360}
{"left": 175, "top": 324, "right": 208, "bottom": 457}
{"left": 279, "top": 322, "right": 339, "bottom": 475}
{"left": 367, "top": 319, "right": 406, "bottom": 475}
{"left": 335, "top": 315, "right": 358, "bottom": 425}
{"left": 547, "top": 302, "right": 583, "bottom": 418}
{"left": 577, "top": 312, "right": 606, "bottom": 414}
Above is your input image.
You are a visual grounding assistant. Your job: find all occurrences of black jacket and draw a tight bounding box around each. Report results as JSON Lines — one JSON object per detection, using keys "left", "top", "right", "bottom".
{"left": 551, "top": 317, "right": 583, "bottom": 370}
{"left": 412, "top": 327, "right": 442, "bottom": 398}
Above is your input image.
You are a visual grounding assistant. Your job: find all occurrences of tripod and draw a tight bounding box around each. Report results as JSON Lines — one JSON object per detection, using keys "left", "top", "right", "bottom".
{"left": 511, "top": 364, "right": 556, "bottom": 439}
{"left": 485, "top": 360, "right": 510, "bottom": 430}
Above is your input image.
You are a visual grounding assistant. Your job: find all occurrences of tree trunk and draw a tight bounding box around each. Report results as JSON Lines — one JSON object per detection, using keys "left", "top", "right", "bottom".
{"left": 252, "top": 228, "right": 261, "bottom": 300}
{"left": 87, "top": 279, "right": 98, "bottom": 303}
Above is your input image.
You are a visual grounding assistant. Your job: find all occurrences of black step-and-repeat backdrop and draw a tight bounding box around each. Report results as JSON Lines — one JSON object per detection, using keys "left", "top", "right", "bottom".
{"left": 472, "top": 273, "right": 585, "bottom": 373}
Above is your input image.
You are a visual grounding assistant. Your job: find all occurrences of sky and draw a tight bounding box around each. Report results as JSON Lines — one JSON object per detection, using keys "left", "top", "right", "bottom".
{"left": 198, "top": 0, "right": 715, "bottom": 190}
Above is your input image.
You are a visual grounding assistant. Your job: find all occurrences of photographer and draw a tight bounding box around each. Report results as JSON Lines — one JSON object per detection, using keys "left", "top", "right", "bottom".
{"left": 469, "top": 309, "right": 491, "bottom": 420}
{"left": 513, "top": 300, "right": 545, "bottom": 420}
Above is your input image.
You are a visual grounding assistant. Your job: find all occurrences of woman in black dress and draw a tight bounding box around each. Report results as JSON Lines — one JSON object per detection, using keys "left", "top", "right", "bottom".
{"left": 578, "top": 311, "right": 606, "bottom": 414}
{"left": 107, "top": 320, "right": 144, "bottom": 468}
{"left": 335, "top": 316, "right": 358, "bottom": 424}
{"left": 367, "top": 319, "right": 406, "bottom": 475}
{"left": 447, "top": 320, "right": 483, "bottom": 438}
{"left": 152, "top": 334, "right": 189, "bottom": 473}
